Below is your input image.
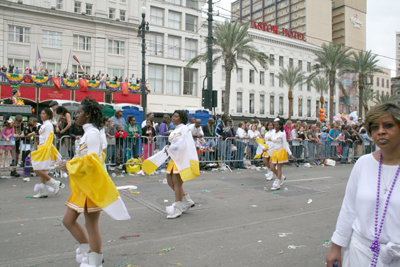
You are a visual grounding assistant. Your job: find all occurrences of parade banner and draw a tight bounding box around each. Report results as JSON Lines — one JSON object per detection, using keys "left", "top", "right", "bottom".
{"left": 52, "top": 77, "right": 61, "bottom": 90}
{"left": 74, "top": 90, "right": 104, "bottom": 102}
{"left": 1, "top": 85, "right": 37, "bottom": 102}
{"left": 78, "top": 79, "right": 88, "bottom": 92}
{"left": 2, "top": 73, "right": 25, "bottom": 85}
{"left": 112, "top": 92, "right": 141, "bottom": 105}
{"left": 62, "top": 78, "right": 79, "bottom": 87}
{"left": 31, "top": 75, "right": 49, "bottom": 86}
{"left": 121, "top": 82, "right": 129, "bottom": 96}
{"left": 39, "top": 88, "right": 71, "bottom": 102}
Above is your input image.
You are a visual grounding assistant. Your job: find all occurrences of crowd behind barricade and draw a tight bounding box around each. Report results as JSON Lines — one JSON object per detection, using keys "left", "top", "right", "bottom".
{"left": 1, "top": 63, "right": 139, "bottom": 87}
{"left": 0, "top": 99, "right": 376, "bottom": 177}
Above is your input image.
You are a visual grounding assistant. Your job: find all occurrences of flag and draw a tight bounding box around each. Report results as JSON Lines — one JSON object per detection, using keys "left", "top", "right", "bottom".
{"left": 78, "top": 78, "right": 88, "bottom": 92}
{"left": 121, "top": 82, "right": 129, "bottom": 96}
{"left": 37, "top": 48, "right": 43, "bottom": 71}
{"left": 72, "top": 53, "right": 85, "bottom": 72}
{"left": 52, "top": 77, "right": 60, "bottom": 89}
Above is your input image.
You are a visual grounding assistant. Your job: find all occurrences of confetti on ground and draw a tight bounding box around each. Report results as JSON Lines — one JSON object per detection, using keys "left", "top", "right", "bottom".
{"left": 202, "top": 190, "right": 211, "bottom": 193}
{"left": 57, "top": 218, "right": 63, "bottom": 221}
{"left": 279, "top": 232, "right": 293, "bottom": 237}
{"left": 215, "top": 197, "right": 224, "bottom": 199}
{"left": 251, "top": 205, "right": 257, "bottom": 207}
{"left": 115, "top": 264, "right": 137, "bottom": 267}
{"left": 126, "top": 182, "right": 138, "bottom": 184}
{"left": 130, "top": 191, "right": 141, "bottom": 194}
{"left": 120, "top": 235, "right": 140, "bottom": 239}
{"left": 158, "top": 247, "right": 176, "bottom": 252}
{"left": 12, "top": 185, "right": 16, "bottom": 187}
{"left": 174, "top": 264, "right": 182, "bottom": 266}
{"left": 279, "top": 251, "right": 284, "bottom": 254}
{"left": 303, "top": 175, "right": 310, "bottom": 177}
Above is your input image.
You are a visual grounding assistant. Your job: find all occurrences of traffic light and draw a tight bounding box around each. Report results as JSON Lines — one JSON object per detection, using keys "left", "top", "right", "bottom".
{"left": 202, "top": 89, "right": 211, "bottom": 109}
{"left": 212, "top": 90, "right": 218, "bottom": 108}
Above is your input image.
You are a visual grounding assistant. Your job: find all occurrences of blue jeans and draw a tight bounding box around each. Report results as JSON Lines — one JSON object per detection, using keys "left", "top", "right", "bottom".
{"left": 218, "top": 139, "right": 232, "bottom": 165}
{"left": 308, "top": 142, "right": 315, "bottom": 162}
{"left": 235, "top": 141, "right": 246, "bottom": 168}
{"left": 341, "top": 143, "right": 349, "bottom": 163}
{"left": 205, "top": 138, "right": 216, "bottom": 162}
{"left": 126, "top": 139, "right": 139, "bottom": 159}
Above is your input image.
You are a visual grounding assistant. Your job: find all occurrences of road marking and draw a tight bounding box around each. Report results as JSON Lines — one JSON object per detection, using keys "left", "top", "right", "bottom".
{"left": 288, "top": 176, "right": 334, "bottom": 182}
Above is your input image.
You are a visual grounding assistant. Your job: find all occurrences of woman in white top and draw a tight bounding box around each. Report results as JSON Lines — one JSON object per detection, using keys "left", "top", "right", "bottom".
{"left": 248, "top": 124, "right": 261, "bottom": 164}
{"left": 31, "top": 108, "right": 64, "bottom": 198}
{"left": 263, "top": 122, "right": 275, "bottom": 180}
{"left": 235, "top": 121, "right": 249, "bottom": 169}
{"left": 326, "top": 103, "right": 400, "bottom": 267}
{"left": 267, "top": 118, "right": 297, "bottom": 190}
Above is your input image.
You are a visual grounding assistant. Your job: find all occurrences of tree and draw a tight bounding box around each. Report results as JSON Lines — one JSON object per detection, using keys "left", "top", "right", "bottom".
{"left": 311, "top": 76, "right": 329, "bottom": 110}
{"left": 361, "top": 85, "right": 376, "bottom": 116}
{"left": 375, "top": 90, "right": 400, "bottom": 104}
{"left": 310, "top": 43, "right": 352, "bottom": 123}
{"left": 276, "top": 66, "right": 307, "bottom": 120}
{"left": 344, "top": 50, "right": 384, "bottom": 119}
{"left": 187, "top": 21, "right": 270, "bottom": 115}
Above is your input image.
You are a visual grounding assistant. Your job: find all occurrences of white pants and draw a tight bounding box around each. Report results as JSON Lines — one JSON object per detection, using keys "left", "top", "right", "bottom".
{"left": 343, "top": 232, "right": 400, "bottom": 267}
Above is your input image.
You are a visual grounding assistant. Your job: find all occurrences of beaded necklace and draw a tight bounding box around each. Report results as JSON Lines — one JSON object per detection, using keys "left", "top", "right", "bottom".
{"left": 369, "top": 152, "right": 400, "bottom": 267}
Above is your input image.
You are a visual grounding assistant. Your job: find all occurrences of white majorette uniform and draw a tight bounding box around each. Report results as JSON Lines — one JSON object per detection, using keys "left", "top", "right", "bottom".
{"left": 66, "top": 123, "right": 130, "bottom": 220}
{"left": 269, "top": 130, "right": 292, "bottom": 164}
{"left": 331, "top": 154, "right": 400, "bottom": 266}
{"left": 263, "top": 129, "right": 275, "bottom": 158}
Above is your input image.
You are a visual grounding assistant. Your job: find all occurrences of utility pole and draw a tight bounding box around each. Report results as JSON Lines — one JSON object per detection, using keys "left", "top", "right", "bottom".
{"left": 207, "top": 0, "right": 215, "bottom": 116}
{"left": 138, "top": 6, "right": 149, "bottom": 118}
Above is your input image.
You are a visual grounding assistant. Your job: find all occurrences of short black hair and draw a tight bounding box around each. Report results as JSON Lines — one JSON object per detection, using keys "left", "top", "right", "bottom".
{"left": 81, "top": 98, "right": 103, "bottom": 129}
{"left": 127, "top": 115, "right": 136, "bottom": 123}
{"left": 42, "top": 107, "right": 53, "bottom": 120}
{"left": 173, "top": 110, "right": 188, "bottom": 125}
{"left": 275, "top": 117, "right": 285, "bottom": 132}
{"left": 14, "top": 114, "right": 23, "bottom": 122}
{"left": 102, "top": 116, "right": 110, "bottom": 124}
{"left": 56, "top": 106, "right": 70, "bottom": 115}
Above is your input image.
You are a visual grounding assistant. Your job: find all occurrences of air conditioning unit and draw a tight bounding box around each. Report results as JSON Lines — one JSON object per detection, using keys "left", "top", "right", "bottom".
{"left": 51, "top": 5, "right": 56, "bottom": 9}
{"left": 116, "top": 17, "right": 120, "bottom": 21}
{"left": 81, "top": 11, "right": 86, "bottom": 15}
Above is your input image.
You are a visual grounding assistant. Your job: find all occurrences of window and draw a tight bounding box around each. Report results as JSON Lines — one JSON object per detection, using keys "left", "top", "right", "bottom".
{"left": 237, "top": 92, "right": 243, "bottom": 113}
{"left": 42, "top": 31, "right": 62, "bottom": 47}
{"left": 266, "top": 0, "right": 274, "bottom": 6}
{"left": 249, "top": 69, "right": 255, "bottom": 83}
{"left": 289, "top": 58, "right": 293, "bottom": 68}
{"left": 377, "top": 77, "right": 379, "bottom": 87}
{"left": 108, "top": 40, "right": 125, "bottom": 55}
{"left": 302, "top": 17, "right": 306, "bottom": 23}
{"left": 184, "top": 69, "right": 197, "bottom": 95}
{"left": 299, "top": 82, "right": 303, "bottom": 91}
{"left": 270, "top": 73, "right": 275, "bottom": 86}
{"left": 270, "top": 54, "right": 275, "bottom": 65}
{"left": 42, "top": 62, "right": 61, "bottom": 73}
{"left": 149, "top": 33, "right": 163, "bottom": 56}
{"left": 186, "top": 0, "right": 197, "bottom": 8}
{"left": 260, "top": 95, "right": 265, "bottom": 114}
{"left": 279, "top": 56, "right": 284, "bottom": 67}
{"left": 109, "top": 8, "right": 115, "bottom": 19}
{"left": 7, "top": 59, "right": 30, "bottom": 73}
{"left": 243, "top": 0, "right": 250, "bottom": 7}
{"left": 8, "top": 25, "right": 30, "bottom": 43}
{"left": 237, "top": 68, "right": 243, "bottom": 83}
{"left": 387, "top": 79, "right": 390, "bottom": 88}
{"left": 249, "top": 93, "right": 255, "bottom": 113}
{"left": 316, "top": 100, "right": 320, "bottom": 117}
{"left": 222, "top": 90, "right": 225, "bottom": 107}
{"left": 148, "top": 64, "right": 163, "bottom": 93}
{"left": 307, "top": 99, "right": 311, "bottom": 117}
{"left": 150, "top": 7, "right": 164, "bottom": 26}
{"left": 121, "top": 0, "right": 126, "bottom": 2}
{"left": 169, "top": 11, "right": 181, "bottom": 29}
{"left": 298, "top": 60, "right": 302, "bottom": 70}
{"left": 86, "top": 3, "right": 92, "bottom": 15}
{"left": 279, "top": 76, "right": 283, "bottom": 87}
{"left": 270, "top": 95, "right": 275, "bottom": 115}
{"left": 298, "top": 98, "right": 303, "bottom": 116}
{"left": 255, "top": 3, "right": 262, "bottom": 10}
{"left": 244, "top": 9, "right": 250, "bottom": 16}
{"left": 74, "top": 1, "right": 81, "bottom": 13}
{"left": 73, "top": 65, "right": 90, "bottom": 76}
{"left": 167, "top": 0, "right": 180, "bottom": 4}
{"left": 73, "top": 35, "right": 91, "bottom": 51}
{"left": 107, "top": 68, "right": 124, "bottom": 79}
{"left": 166, "top": 66, "right": 181, "bottom": 95}
{"left": 168, "top": 36, "right": 180, "bottom": 59}
{"left": 222, "top": 66, "right": 226, "bottom": 81}
{"left": 186, "top": 15, "right": 197, "bottom": 32}
{"left": 279, "top": 96, "right": 283, "bottom": 115}
{"left": 56, "top": 0, "right": 63, "bottom": 9}
{"left": 260, "top": 71, "right": 265, "bottom": 85}
{"left": 307, "top": 83, "right": 311, "bottom": 91}
{"left": 185, "top": 39, "right": 197, "bottom": 60}
{"left": 120, "top": 10, "right": 126, "bottom": 21}
{"left": 307, "top": 62, "right": 311, "bottom": 72}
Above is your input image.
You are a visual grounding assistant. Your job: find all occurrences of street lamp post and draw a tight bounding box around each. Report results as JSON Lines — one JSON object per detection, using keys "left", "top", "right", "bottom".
{"left": 138, "top": 6, "right": 149, "bottom": 118}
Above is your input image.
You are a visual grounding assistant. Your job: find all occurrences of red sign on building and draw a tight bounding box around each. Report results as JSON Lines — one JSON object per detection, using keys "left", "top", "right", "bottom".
{"left": 250, "top": 21, "right": 306, "bottom": 42}
{"left": 1, "top": 85, "right": 37, "bottom": 102}
{"left": 74, "top": 90, "right": 105, "bottom": 102}
{"left": 112, "top": 93, "right": 141, "bottom": 105}
{"left": 39, "top": 88, "right": 71, "bottom": 102}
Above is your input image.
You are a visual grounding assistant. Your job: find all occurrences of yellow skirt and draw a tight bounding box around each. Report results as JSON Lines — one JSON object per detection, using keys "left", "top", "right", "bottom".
{"left": 66, "top": 187, "right": 101, "bottom": 213}
{"left": 262, "top": 152, "right": 269, "bottom": 158}
{"left": 166, "top": 159, "right": 179, "bottom": 174}
{"left": 270, "top": 148, "right": 289, "bottom": 164}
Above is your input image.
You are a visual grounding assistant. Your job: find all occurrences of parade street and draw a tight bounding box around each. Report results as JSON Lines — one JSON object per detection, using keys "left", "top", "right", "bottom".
{"left": 0, "top": 164, "right": 353, "bottom": 267}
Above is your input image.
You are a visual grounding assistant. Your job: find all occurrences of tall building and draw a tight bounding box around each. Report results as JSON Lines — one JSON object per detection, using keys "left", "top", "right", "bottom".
{"left": 396, "top": 31, "right": 400, "bottom": 77}
{"left": 332, "top": 0, "right": 367, "bottom": 51}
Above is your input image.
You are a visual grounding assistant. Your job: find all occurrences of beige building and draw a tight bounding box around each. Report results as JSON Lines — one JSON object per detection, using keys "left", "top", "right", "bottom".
{"left": 396, "top": 31, "right": 400, "bottom": 77}
{"left": 373, "top": 66, "right": 392, "bottom": 97}
{"left": 332, "top": 0, "right": 367, "bottom": 51}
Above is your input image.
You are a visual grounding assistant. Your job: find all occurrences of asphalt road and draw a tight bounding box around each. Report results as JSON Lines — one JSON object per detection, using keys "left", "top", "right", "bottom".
{"left": 0, "top": 163, "right": 354, "bottom": 267}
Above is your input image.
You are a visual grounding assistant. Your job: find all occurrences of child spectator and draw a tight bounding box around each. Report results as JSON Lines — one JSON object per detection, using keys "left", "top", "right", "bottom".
{"left": 0, "top": 117, "right": 15, "bottom": 168}
{"left": 114, "top": 125, "right": 128, "bottom": 168}
{"left": 141, "top": 119, "right": 156, "bottom": 160}
{"left": 19, "top": 117, "right": 37, "bottom": 167}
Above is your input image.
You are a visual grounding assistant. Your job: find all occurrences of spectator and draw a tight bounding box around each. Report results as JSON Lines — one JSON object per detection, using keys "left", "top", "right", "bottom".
{"left": 284, "top": 120, "right": 293, "bottom": 142}
{"left": 248, "top": 124, "right": 261, "bottom": 164}
{"left": 319, "top": 126, "right": 328, "bottom": 158}
{"left": 106, "top": 74, "right": 110, "bottom": 81}
{"left": 360, "top": 128, "right": 372, "bottom": 154}
{"left": 307, "top": 125, "right": 318, "bottom": 163}
{"left": 141, "top": 113, "right": 155, "bottom": 128}
{"left": 15, "top": 67, "right": 20, "bottom": 74}
{"left": 141, "top": 119, "right": 156, "bottom": 160}
{"left": 158, "top": 115, "right": 171, "bottom": 150}
{"left": 11, "top": 114, "right": 23, "bottom": 177}
{"left": 111, "top": 108, "right": 127, "bottom": 128}
{"left": 125, "top": 115, "right": 142, "bottom": 159}
{"left": 56, "top": 106, "right": 72, "bottom": 158}
{"left": 187, "top": 117, "right": 195, "bottom": 126}
{"left": 19, "top": 117, "right": 37, "bottom": 167}
{"left": 102, "top": 116, "right": 115, "bottom": 164}
{"left": 118, "top": 76, "right": 123, "bottom": 82}
{"left": 327, "top": 125, "right": 340, "bottom": 157}
{"left": 188, "top": 119, "right": 204, "bottom": 142}
{"left": 290, "top": 124, "right": 301, "bottom": 160}
{"left": 8, "top": 62, "right": 14, "bottom": 73}
{"left": 0, "top": 116, "right": 15, "bottom": 168}
{"left": 215, "top": 114, "right": 235, "bottom": 166}
{"left": 49, "top": 100, "right": 59, "bottom": 127}
{"left": 168, "top": 119, "right": 176, "bottom": 131}
{"left": 235, "top": 121, "right": 249, "bottom": 169}
{"left": 69, "top": 120, "right": 84, "bottom": 157}
{"left": 1, "top": 65, "right": 7, "bottom": 72}
{"left": 202, "top": 117, "right": 216, "bottom": 162}
{"left": 114, "top": 125, "right": 128, "bottom": 168}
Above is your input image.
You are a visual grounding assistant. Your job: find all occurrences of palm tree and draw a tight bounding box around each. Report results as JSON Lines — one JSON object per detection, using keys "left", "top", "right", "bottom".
{"left": 344, "top": 50, "right": 384, "bottom": 119}
{"left": 361, "top": 85, "right": 376, "bottom": 115}
{"left": 276, "top": 66, "right": 306, "bottom": 120}
{"left": 375, "top": 90, "right": 400, "bottom": 104}
{"left": 187, "top": 21, "right": 270, "bottom": 116}
{"left": 311, "top": 76, "right": 329, "bottom": 110}
{"left": 310, "top": 43, "right": 351, "bottom": 123}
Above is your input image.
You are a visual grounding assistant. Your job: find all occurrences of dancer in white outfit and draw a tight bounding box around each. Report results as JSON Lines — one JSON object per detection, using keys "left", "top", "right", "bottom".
{"left": 326, "top": 103, "right": 400, "bottom": 267}
{"left": 267, "top": 118, "right": 297, "bottom": 190}
{"left": 263, "top": 122, "right": 275, "bottom": 180}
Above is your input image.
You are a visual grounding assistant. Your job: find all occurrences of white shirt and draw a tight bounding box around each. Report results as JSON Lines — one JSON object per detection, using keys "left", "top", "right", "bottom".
{"left": 38, "top": 120, "right": 53, "bottom": 145}
{"left": 269, "top": 130, "right": 292, "bottom": 155}
{"left": 188, "top": 124, "right": 204, "bottom": 137}
{"left": 248, "top": 130, "right": 260, "bottom": 139}
{"left": 264, "top": 129, "right": 275, "bottom": 150}
{"left": 99, "top": 128, "right": 108, "bottom": 150}
{"left": 332, "top": 154, "right": 400, "bottom": 247}
{"left": 235, "top": 128, "right": 249, "bottom": 143}
{"left": 290, "top": 128, "right": 298, "bottom": 140}
{"left": 77, "top": 124, "right": 102, "bottom": 161}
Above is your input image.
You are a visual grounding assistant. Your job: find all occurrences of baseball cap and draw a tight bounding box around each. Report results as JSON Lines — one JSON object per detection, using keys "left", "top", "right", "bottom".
{"left": 49, "top": 100, "right": 58, "bottom": 107}
{"left": 116, "top": 107, "right": 124, "bottom": 112}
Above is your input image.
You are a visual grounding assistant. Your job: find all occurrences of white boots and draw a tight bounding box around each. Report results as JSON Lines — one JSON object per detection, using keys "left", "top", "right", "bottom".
{"left": 167, "top": 201, "right": 183, "bottom": 219}
{"left": 265, "top": 169, "right": 273, "bottom": 180}
{"left": 33, "top": 178, "right": 64, "bottom": 198}
{"left": 76, "top": 243, "right": 90, "bottom": 263}
{"left": 80, "top": 252, "right": 103, "bottom": 267}
{"left": 182, "top": 194, "right": 195, "bottom": 212}
{"left": 47, "top": 178, "right": 64, "bottom": 195}
{"left": 33, "top": 183, "right": 48, "bottom": 198}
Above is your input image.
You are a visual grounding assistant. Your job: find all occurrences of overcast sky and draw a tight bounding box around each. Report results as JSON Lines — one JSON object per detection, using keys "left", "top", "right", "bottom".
{"left": 210, "top": 0, "right": 399, "bottom": 77}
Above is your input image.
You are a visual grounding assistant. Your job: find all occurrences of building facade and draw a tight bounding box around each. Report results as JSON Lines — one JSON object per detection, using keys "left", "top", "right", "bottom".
{"left": 396, "top": 31, "right": 400, "bottom": 77}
